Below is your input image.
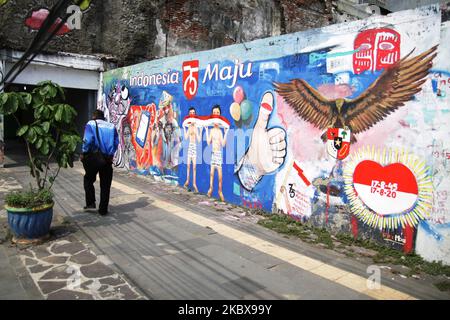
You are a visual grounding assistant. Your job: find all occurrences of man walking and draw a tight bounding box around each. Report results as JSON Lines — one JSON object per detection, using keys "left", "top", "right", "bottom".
{"left": 81, "top": 110, "right": 119, "bottom": 215}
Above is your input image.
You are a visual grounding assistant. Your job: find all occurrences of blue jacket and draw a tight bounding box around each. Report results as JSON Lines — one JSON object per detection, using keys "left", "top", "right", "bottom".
{"left": 82, "top": 120, "right": 119, "bottom": 156}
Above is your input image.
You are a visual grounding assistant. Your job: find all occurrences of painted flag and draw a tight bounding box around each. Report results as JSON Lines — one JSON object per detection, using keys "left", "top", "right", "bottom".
{"left": 353, "top": 160, "right": 418, "bottom": 215}
{"left": 326, "top": 127, "right": 350, "bottom": 160}
{"left": 182, "top": 115, "right": 230, "bottom": 129}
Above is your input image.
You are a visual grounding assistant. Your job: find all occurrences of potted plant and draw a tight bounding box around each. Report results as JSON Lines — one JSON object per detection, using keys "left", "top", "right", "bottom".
{"left": 0, "top": 81, "right": 81, "bottom": 242}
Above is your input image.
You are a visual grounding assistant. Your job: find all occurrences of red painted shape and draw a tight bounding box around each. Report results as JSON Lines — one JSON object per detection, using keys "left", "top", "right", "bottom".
{"left": 128, "top": 104, "right": 157, "bottom": 170}
{"left": 326, "top": 128, "right": 351, "bottom": 160}
{"left": 351, "top": 215, "right": 358, "bottom": 239}
{"left": 25, "top": 8, "right": 71, "bottom": 35}
{"left": 353, "top": 28, "right": 400, "bottom": 74}
{"left": 353, "top": 160, "right": 418, "bottom": 194}
{"left": 337, "top": 142, "right": 350, "bottom": 160}
{"left": 293, "top": 162, "right": 311, "bottom": 187}
{"left": 261, "top": 102, "right": 273, "bottom": 112}
{"left": 403, "top": 224, "right": 414, "bottom": 254}
{"left": 327, "top": 128, "right": 339, "bottom": 140}
{"left": 182, "top": 114, "right": 231, "bottom": 126}
{"left": 182, "top": 60, "right": 199, "bottom": 100}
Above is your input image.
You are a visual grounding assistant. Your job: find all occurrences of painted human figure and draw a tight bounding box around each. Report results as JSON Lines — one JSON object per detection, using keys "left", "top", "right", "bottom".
{"left": 183, "top": 107, "right": 202, "bottom": 192}
{"left": 151, "top": 122, "right": 158, "bottom": 166}
{"left": 122, "top": 122, "right": 137, "bottom": 171}
{"left": 151, "top": 120, "right": 164, "bottom": 172}
{"left": 145, "top": 106, "right": 156, "bottom": 167}
{"left": 205, "top": 105, "right": 229, "bottom": 201}
{"left": 105, "top": 83, "right": 131, "bottom": 168}
{"left": 163, "top": 120, "right": 172, "bottom": 166}
{"left": 164, "top": 108, "right": 181, "bottom": 168}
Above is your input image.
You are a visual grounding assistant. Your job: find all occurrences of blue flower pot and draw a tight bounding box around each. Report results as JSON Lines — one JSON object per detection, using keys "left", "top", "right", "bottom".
{"left": 6, "top": 203, "right": 54, "bottom": 239}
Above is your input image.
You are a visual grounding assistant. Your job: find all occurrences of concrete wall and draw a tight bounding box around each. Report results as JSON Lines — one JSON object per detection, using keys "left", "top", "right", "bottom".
{"left": 2, "top": 1, "right": 449, "bottom": 68}
{"left": 101, "top": 5, "right": 450, "bottom": 264}
{"left": 415, "top": 20, "right": 450, "bottom": 265}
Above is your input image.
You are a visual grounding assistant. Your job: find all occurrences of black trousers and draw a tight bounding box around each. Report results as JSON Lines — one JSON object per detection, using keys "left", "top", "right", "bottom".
{"left": 82, "top": 157, "right": 113, "bottom": 214}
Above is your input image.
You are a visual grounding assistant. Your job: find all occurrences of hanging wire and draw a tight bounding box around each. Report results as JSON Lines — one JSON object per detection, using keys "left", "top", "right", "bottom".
{"left": 1, "top": 0, "right": 87, "bottom": 90}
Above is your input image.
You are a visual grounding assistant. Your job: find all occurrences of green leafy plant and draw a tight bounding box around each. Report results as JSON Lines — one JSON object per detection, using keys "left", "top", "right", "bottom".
{"left": 0, "top": 81, "right": 81, "bottom": 207}
{"left": 5, "top": 187, "right": 53, "bottom": 209}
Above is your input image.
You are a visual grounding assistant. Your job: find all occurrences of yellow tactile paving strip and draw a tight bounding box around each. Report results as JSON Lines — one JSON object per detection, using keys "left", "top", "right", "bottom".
{"left": 74, "top": 167, "right": 417, "bottom": 300}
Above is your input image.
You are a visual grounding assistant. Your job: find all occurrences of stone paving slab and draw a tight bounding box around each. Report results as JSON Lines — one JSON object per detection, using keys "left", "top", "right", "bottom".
{"left": 0, "top": 202, "right": 147, "bottom": 300}
{"left": 20, "top": 237, "right": 146, "bottom": 300}
{"left": 0, "top": 176, "right": 23, "bottom": 193}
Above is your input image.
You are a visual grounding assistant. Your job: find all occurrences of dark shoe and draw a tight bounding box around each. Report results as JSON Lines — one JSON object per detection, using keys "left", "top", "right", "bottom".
{"left": 98, "top": 210, "right": 108, "bottom": 216}
{"left": 83, "top": 204, "right": 96, "bottom": 212}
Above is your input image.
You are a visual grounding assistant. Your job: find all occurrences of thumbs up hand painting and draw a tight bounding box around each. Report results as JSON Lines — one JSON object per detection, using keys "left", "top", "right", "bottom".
{"left": 236, "top": 91, "right": 287, "bottom": 191}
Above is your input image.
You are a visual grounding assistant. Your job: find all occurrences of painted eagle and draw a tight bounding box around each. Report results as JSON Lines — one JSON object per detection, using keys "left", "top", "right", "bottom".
{"left": 274, "top": 45, "right": 438, "bottom": 143}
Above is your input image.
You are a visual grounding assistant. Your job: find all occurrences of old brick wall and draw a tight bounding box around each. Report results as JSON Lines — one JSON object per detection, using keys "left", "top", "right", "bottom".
{"left": 0, "top": 0, "right": 103, "bottom": 56}
{"left": 0, "top": 0, "right": 334, "bottom": 67}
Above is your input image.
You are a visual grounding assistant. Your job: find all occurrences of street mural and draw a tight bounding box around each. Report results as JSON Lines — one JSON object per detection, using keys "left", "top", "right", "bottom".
{"left": 414, "top": 20, "right": 450, "bottom": 264}
{"left": 101, "top": 6, "right": 450, "bottom": 261}
{"left": 25, "top": 8, "right": 72, "bottom": 35}
{"left": 343, "top": 147, "right": 433, "bottom": 230}
{"left": 275, "top": 160, "right": 313, "bottom": 222}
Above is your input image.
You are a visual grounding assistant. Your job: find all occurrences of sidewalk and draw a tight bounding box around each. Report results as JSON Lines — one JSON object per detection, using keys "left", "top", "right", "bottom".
{"left": 0, "top": 168, "right": 145, "bottom": 300}
{"left": 0, "top": 173, "right": 40, "bottom": 300}
{"left": 0, "top": 229, "right": 42, "bottom": 300}
{"left": 0, "top": 211, "right": 145, "bottom": 300}
{"left": 1, "top": 162, "right": 449, "bottom": 300}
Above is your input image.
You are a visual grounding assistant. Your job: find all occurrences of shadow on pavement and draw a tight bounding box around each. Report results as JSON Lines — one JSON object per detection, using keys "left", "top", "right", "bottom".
{"left": 69, "top": 197, "right": 152, "bottom": 228}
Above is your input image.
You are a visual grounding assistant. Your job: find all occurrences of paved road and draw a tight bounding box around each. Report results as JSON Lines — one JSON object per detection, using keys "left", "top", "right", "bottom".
{"left": 2, "top": 162, "right": 449, "bottom": 300}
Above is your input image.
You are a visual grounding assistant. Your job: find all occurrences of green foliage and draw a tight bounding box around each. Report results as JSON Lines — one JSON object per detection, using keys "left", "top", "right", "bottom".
{"left": 73, "top": 0, "right": 91, "bottom": 11}
{"left": 334, "top": 232, "right": 450, "bottom": 276}
{"left": 0, "top": 81, "right": 81, "bottom": 191}
{"left": 257, "top": 213, "right": 321, "bottom": 243}
{"left": 258, "top": 213, "right": 450, "bottom": 277}
{"left": 434, "top": 281, "right": 450, "bottom": 292}
{"left": 5, "top": 188, "right": 53, "bottom": 209}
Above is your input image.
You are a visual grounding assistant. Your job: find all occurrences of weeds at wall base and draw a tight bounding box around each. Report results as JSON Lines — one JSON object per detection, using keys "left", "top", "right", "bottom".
{"left": 434, "top": 281, "right": 450, "bottom": 292}
{"left": 256, "top": 212, "right": 450, "bottom": 278}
